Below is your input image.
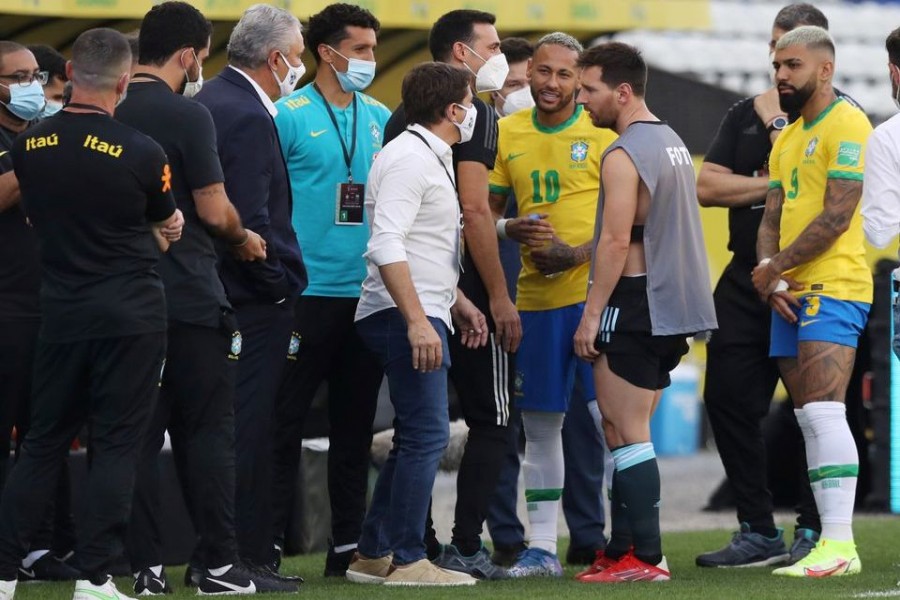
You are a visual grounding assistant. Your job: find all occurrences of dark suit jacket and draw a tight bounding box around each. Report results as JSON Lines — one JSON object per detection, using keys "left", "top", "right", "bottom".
{"left": 196, "top": 66, "right": 307, "bottom": 307}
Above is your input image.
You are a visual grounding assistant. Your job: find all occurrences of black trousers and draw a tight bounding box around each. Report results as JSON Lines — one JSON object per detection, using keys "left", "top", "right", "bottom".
{"left": 0, "top": 319, "right": 75, "bottom": 555}
{"left": 128, "top": 316, "right": 239, "bottom": 570}
{"left": 704, "top": 261, "right": 819, "bottom": 532}
{"left": 0, "top": 332, "right": 165, "bottom": 580}
{"left": 271, "top": 296, "right": 382, "bottom": 550}
{"left": 423, "top": 269, "right": 512, "bottom": 554}
{"left": 233, "top": 302, "right": 294, "bottom": 565}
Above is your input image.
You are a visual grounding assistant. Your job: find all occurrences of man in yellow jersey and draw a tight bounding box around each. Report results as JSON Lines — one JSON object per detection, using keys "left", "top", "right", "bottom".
{"left": 488, "top": 32, "right": 617, "bottom": 577}
{"left": 753, "top": 25, "right": 871, "bottom": 578}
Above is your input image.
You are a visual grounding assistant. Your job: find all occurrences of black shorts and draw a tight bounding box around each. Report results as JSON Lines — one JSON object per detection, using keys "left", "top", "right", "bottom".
{"left": 593, "top": 276, "right": 689, "bottom": 390}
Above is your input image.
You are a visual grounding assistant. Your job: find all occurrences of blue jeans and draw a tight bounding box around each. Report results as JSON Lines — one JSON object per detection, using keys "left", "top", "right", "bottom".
{"left": 486, "top": 377, "right": 606, "bottom": 550}
{"left": 356, "top": 308, "right": 451, "bottom": 565}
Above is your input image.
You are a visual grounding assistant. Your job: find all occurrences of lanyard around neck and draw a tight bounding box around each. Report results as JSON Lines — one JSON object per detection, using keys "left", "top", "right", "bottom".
{"left": 314, "top": 83, "right": 357, "bottom": 182}
{"left": 406, "top": 129, "right": 457, "bottom": 196}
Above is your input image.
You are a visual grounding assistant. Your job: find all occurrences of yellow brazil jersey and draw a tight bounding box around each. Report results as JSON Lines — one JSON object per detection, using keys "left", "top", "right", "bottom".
{"left": 489, "top": 105, "right": 617, "bottom": 311}
{"left": 768, "top": 98, "right": 873, "bottom": 303}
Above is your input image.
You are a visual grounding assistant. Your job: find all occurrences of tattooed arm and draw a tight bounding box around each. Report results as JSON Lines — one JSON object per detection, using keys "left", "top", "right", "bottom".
{"left": 530, "top": 237, "right": 593, "bottom": 276}
{"left": 756, "top": 185, "right": 784, "bottom": 264}
{"left": 770, "top": 178, "right": 861, "bottom": 273}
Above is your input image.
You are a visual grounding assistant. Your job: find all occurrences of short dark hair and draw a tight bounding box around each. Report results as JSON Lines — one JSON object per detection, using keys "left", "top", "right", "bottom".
{"left": 500, "top": 37, "right": 533, "bottom": 65}
{"left": 428, "top": 9, "right": 496, "bottom": 62}
{"left": 0, "top": 41, "right": 28, "bottom": 72}
{"left": 577, "top": 42, "right": 647, "bottom": 97}
{"left": 402, "top": 62, "right": 470, "bottom": 126}
{"left": 306, "top": 3, "right": 380, "bottom": 64}
{"left": 124, "top": 30, "right": 140, "bottom": 64}
{"left": 889, "top": 28, "right": 900, "bottom": 68}
{"left": 773, "top": 3, "right": 828, "bottom": 31}
{"left": 27, "top": 44, "right": 67, "bottom": 83}
{"left": 71, "top": 28, "right": 131, "bottom": 91}
{"left": 138, "top": 1, "right": 212, "bottom": 66}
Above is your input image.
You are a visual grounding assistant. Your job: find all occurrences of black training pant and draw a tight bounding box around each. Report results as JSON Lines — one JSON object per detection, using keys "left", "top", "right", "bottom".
{"left": 0, "top": 319, "right": 75, "bottom": 556}
{"left": 0, "top": 332, "right": 165, "bottom": 580}
{"left": 424, "top": 271, "right": 512, "bottom": 556}
{"left": 233, "top": 302, "right": 293, "bottom": 565}
{"left": 128, "top": 316, "right": 239, "bottom": 570}
{"left": 704, "top": 261, "right": 819, "bottom": 533}
{"left": 271, "top": 296, "right": 382, "bottom": 550}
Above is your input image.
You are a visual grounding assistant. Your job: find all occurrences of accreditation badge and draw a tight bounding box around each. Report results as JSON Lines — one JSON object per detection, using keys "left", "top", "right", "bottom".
{"left": 335, "top": 182, "right": 365, "bottom": 225}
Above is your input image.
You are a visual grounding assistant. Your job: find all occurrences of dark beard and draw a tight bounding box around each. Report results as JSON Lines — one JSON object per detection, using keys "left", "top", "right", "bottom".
{"left": 778, "top": 81, "right": 814, "bottom": 113}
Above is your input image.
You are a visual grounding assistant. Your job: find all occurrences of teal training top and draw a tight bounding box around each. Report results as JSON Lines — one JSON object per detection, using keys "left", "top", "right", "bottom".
{"left": 275, "top": 83, "right": 391, "bottom": 297}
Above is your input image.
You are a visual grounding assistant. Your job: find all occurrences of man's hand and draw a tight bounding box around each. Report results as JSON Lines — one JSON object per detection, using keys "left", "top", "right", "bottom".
{"left": 531, "top": 235, "right": 582, "bottom": 277}
{"left": 753, "top": 87, "right": 786, "bottom": 128}
{"left": 160, "top": 209, "right": 184, "bottom": 242}
{"left": 490, "top": 296, "right": 521, "bottom": 353}
{"left": 506, "top": 214, "right": 555, "bottom": 247}
{"left": 232, "top": 229, "right": 267, "bottom": 262}
{"left": 768, "top": 288, "right": 802, "bottom": 323}
{"left": 408, "top": 318, "right": 443, "bottom": 373}
{"left": 451, "top": 291, "right": 489, "bottom": 349}
{"left": 751, "top": 258, "right": 781, "bottom": 299}
{"left": 573, "top": 312, "right": 602, "bottom": 362}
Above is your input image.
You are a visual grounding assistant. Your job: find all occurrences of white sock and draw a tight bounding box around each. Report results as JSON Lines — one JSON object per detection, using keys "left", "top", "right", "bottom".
{"left": 334, "top": 543, "right": 357, "bottom": 554}
{"left": 522, "top": 411, "right": 565, "bottom": 555}
{"left": 804, "top": 402, "right": 857, "bottom": 542}
{"left": 21, "top": 550, "right": 49, "bottom": 569}
{"left": 794, "top": 408, "right": 822, "bottom": 510}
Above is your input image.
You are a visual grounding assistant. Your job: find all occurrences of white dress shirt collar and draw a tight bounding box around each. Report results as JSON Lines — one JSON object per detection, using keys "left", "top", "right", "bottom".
{"left": 407, "top": 123, "right": 453, "bottom": 165}
{"left": 228, "top": 65, "right": 278, "bottom": 118}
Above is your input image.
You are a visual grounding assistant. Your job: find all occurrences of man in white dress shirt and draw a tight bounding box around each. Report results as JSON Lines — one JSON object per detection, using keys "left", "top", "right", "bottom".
{"left": 345, "top": 62, "right": 487, "bottom": 587}
{"left": 861, "top": 26, "right": 900, "bottom": 359}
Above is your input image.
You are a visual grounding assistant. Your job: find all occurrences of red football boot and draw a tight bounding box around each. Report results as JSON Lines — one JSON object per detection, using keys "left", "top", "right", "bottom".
{"left": 574, "top": 548, "right": 632, "bottom": 581}
{"left": 578, "top": 553, "right": 670, "bottom": 583}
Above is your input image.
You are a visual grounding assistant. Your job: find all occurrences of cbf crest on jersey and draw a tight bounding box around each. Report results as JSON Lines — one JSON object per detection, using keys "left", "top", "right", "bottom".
{"left": 805, "top": 136, "right": 819, "bottom": 158}
{"left": 570, "top": 140, "right": 589, "bottom": 163}
{"left": 229, "top": 332, "right": 242, "bottom": 361}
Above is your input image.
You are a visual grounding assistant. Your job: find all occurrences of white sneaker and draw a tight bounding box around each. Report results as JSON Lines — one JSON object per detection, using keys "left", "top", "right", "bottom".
{"left": 74, "top": 577, "right": 136, "bottom": 600}
{"left": 0, "top": 579, "right": 16, "bottom": 600}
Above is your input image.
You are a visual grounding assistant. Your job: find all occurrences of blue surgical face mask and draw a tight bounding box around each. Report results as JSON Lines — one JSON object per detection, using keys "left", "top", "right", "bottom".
{"left": 40, "top": 100, "right": 63, "bottom": 118}
{"left": 0, "top": 80, "right": 46, "bottom": 121}
{"left": 327, "top": 46, "right": 376, "bottom": 92}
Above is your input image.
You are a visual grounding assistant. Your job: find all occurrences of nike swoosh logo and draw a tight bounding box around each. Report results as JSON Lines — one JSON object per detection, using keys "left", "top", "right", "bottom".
{"left": 804, "top": 559, "right": 849, "bottom": 577}
{"left": 310, "top": 130, "right": 328, "bottom": 138}
{"left": 799, "top": 319, "right": 818, "bottom": 328}
{"left": 0, "top": 151, "right": 8, "bottom": 159}
{"left": 507, "top": 152, "right": 526, "bottom": 161}
{"left": 205, "top": 578, "right": 256, "bottom": 594}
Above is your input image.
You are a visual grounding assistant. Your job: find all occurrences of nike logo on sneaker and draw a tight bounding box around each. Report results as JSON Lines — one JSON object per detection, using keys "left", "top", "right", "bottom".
{"left": 205, "top": 578, "right": 257, "bottom": 594}
{"left": 803, "top": 559, "right": 849, "bottom": 578}
{"left": 310, "top": 130, "right": 328, "bottom": 138}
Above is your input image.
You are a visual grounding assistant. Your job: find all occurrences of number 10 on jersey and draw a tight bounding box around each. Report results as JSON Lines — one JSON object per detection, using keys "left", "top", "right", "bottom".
{"left": 531, "top": 169, "right": 560, "bottom": 204}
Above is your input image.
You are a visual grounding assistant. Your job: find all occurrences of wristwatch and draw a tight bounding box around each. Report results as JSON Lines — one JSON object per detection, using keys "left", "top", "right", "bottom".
{"left": 767, "top": 115, "right": 788, "bottom": 133}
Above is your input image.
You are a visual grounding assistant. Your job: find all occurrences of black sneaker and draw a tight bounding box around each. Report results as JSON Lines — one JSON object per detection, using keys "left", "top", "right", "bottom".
{"left": 566, "top": 543, "right": 606, "bottom": 566}
{"left": 490, "top": 542, "right": 526, "bottom": 567}
{"left": 433, "top": 544, "right": 508, "bottom": 580}
{"left": 199, "top": 563, "right": 300, "bottom": 595}
{"left": 324, "top": 544, "right": 354, "bottom": 578}
{"left": 696, "top": 523, "right": 790, "bottom": 567}
{"left": 18, "top": 553, "right": 81, "bottom": 582}
{"left": 788, "top": 528, "right": 820, "bottom": 565}
{"left": 133, "top": 567, "right": 172, "bottom": 595}
{"left": 184, "top": 562, "right": 204, "bottom": 588}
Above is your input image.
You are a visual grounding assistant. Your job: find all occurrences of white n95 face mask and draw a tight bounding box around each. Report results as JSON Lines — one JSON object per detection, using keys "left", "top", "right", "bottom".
{"left": 452, "top": 103, "right": 478, "bottom": 144}
{"left": 499, "top": 86, "right": 534, "bottom": 116}
{"left": 464, "top": 46, "right": 509, "bottom": 93}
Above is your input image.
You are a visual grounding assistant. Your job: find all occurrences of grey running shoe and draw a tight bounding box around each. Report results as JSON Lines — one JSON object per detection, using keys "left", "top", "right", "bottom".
{"left": 433, "top": 545, "right": 508, "bottom": 580}
{"left": 696, "top": 523, "right": 789, "bottom": 567}
{"left": 507, "top": 547, "right": 563, "bottom": 578}
{"left": 788, "top": 528, "right": 820, "bottom": 565}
